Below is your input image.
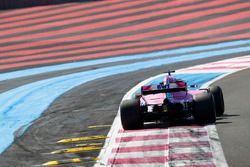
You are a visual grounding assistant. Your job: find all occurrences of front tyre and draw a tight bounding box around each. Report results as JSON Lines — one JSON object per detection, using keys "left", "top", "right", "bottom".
{"left": 120, "top": 99, "right": 143, "bottom": 130}
{"left": 193, "top": 92, "right": 216, "bottom": 124}
{"left": 208, "top": 85, "right": 224, "bottom": 116}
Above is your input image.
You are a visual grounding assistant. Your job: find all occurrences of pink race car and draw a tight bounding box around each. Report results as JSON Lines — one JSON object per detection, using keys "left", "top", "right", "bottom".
{"left": 120, "top": 71, "right": 224, "bottom": 130}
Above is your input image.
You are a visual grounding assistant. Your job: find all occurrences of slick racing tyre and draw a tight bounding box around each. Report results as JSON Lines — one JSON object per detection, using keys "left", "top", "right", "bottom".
{"left": 193, "top": 92, "right": 216, "bottom": 124}
{"left": 208, "top": 85, "right": 225, "bottom": 116}
{"left": 120, "top": 99, "right": 143, "bottom": 130}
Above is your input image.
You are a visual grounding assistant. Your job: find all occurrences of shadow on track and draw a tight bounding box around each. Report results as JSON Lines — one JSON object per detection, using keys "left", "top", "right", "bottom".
{"left": 0, "top": 0, "right": 99, "bottom": 10}
{"left": 142, "top": 113, "right": 239, "bottom": 129}
{"left": 215, "top": 114, "right": 240, "bottom": 124}
{"left": 143, "top": 118, "right": 202, "bottom": 129}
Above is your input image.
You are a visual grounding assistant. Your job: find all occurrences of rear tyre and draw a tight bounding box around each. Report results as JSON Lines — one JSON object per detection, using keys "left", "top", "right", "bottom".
{"left": 193, "top": 92, "right": 216, "bottom": 124}
{"left": 120, "top": 99, "right": 143, "bottom": 130}
{"left": 208, "top": 85, "right": 224, "bottom": 116}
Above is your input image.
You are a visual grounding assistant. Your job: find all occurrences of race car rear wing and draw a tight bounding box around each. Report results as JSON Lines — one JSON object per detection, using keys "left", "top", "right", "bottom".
{"left": 142, "top": 87, "right": 186, "bottom": 95}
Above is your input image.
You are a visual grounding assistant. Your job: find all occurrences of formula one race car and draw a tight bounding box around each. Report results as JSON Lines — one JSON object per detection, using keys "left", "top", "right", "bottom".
{"left": 120, "top": 71, "right": 224, "bottom": 130}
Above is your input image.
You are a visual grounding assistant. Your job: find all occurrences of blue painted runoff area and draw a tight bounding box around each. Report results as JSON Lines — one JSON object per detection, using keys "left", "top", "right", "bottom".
{"left": 0, "top": 39, "right": 250, "bottom": 81}
{"left": 0, "top": 57, "right": 223, "bottom": 153}
{"left": 0, "top": 39, "right": 246, "bottom": 153}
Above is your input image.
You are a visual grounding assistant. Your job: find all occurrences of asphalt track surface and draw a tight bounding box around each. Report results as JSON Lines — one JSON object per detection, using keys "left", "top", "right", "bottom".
{"left": 215, "top": 69, "right": 250, "bottom": 167}
{"left": 1, "top": 0, "right": 250, "bottom": 166}
{"left": 0, "top": 56, "right": 249, "bottom": 167}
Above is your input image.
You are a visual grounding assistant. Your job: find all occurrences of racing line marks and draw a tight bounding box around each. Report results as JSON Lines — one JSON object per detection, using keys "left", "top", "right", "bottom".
{"left": 50, "top": 146, "right": 102, "bottom": 154}
{"left": 56, "top": 135, "right": 107, "bottom": 144}
{"left": 41, "top": 157, "right": 99, "bottom": 166}
{"left": 39, "top": 134, "right": 106, "bottom": 166}
{"left": 88, "top": 125, "right": 112, "bottom": 129}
